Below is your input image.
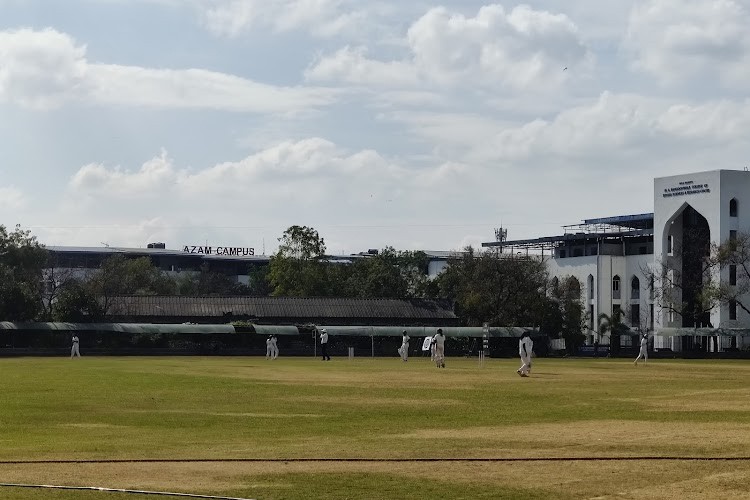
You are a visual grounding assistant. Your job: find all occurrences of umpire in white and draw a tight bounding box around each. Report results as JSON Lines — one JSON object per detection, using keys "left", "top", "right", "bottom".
{"left": 320, "top": 328, "right": 331, "bottom": 361}
{"left": 71, "top": 334, "right": 81, "bottom": 359}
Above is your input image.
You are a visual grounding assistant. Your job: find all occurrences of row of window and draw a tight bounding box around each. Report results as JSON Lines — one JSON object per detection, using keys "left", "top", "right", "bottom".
{"left": 586, "top": 274, "right": 653, "bottom": 300}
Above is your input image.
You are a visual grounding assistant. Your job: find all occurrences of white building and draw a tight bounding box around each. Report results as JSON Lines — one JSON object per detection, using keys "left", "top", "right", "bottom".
{"left": 483, "top": 169, "right": 750, "bottom": 353}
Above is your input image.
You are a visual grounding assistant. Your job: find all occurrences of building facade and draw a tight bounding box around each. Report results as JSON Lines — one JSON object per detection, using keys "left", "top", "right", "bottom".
{"left": 483, "top": 169, "right": 750, "bottom": 352}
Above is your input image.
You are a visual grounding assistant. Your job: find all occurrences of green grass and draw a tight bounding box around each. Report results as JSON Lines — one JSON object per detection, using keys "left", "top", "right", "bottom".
{"left": 2, "top": 356, "right": 750, "bottom": 499}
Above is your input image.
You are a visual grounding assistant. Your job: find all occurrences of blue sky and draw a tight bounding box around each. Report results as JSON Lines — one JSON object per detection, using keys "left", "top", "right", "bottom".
{"left": 2, "top": 0, "right": 750, "bottom": 255}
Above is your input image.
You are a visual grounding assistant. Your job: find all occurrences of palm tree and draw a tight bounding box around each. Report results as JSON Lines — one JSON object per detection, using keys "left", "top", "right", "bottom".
{"left": 597, "top": 309, "right": 630, "bottom": 356}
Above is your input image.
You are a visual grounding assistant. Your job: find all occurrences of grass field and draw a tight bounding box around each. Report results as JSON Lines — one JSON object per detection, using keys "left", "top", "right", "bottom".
{"left": 2, "top": 355, "right": 750, "bottom": 499}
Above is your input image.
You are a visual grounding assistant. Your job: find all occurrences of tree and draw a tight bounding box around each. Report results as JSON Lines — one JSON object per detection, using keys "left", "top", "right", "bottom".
{"left": 268, "top": 226, "right": 330, "bottom": 296}
{"left": 53, "top": 279, "right": 103, "bottom": 322}
{"left": 175, "top": 263, "right": 252, "bottom": 296}
{"left": 712, "top": 231, "right": 750, "bottom": 318}
{"left": 597, "top": 308, "right": 630, "bottom": 355}
{"left": 543, "top": 276, "right": 587, "bottom": 353}
{"left": 649, "top": 228, "right": 743, "bottom": 328}
{"left": 343, "top": 247, "right": 431, "bottom": 298}
{"left": 0, "top": 225, "right": 48, "bottom": 321}
{"left": 55, "top": 255, "right": 176, "bottom": 321}
{"left": 433, "top": 247, "right": 549, "bottom": 327}
{"left": 41, "top": 253, "right": 79, "bottom": 321}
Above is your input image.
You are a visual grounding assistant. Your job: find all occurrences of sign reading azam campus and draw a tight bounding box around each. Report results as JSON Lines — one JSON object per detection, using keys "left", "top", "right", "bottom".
{"left": 662, "top": 180, "right": 710, "bottom": 198}
{"left": 182, "top": 245, "right": 255, "bottom": 256}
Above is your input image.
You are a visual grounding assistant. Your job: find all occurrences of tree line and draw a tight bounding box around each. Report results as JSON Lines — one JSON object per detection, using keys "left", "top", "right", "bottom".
{"left": 2, "top": 224, "right": 596, "bottom": 350}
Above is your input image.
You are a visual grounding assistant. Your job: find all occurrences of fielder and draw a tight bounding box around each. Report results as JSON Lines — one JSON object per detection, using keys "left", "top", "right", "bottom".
{"left": 399, "top": 330, "right": 410, "bottom": 362}
{"left": 71, "top": 334, "right": 80, "bottom": 359}
{"left": 634, "top": 333, "right": 648, "bottom": 365}
{"left": 433, "top": 328, "right": 445, "bottom": 368}
{"left": 266, "top": 336, "right": 273, "bottom": 359}
{"left": 517, "top": 331, "right": 533, "bottom": 377}
{"left": 271, "top": 335, "right": 279, "bottom": 359}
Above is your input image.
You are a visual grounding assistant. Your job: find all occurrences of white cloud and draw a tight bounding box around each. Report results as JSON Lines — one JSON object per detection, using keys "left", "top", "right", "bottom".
{"left": 385, "top": 93, "right": 750, "bottom": 163}
{"left": 307, "top": 4, "right": 590, "bottom": 91}
{"left": 625, "top": 0, "right": 750, "bottom": 87}
{"left": 0, "top": 28, "right": 336, "bottom": 112}
{"left": 70, "top": 149, "right": 178, "bottom": 195}
{"left": 66, "top": 138, "right": 474, "bottom": 209}
{"left": 201, "top": 0, "right": 364, "bottom": 38}
{"left": 305, "top": 46, "right": 418, "bottom": 87}
{"left": 0, "top": 28, "right": 89, "bottom": 109}
{"left": 407, "top": 4, "right": 588, "bottom": 89}
{"left": 0, "top": 186, "right": 27, "bottom": 210}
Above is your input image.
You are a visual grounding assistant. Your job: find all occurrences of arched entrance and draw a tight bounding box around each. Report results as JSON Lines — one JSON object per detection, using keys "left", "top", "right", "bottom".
{"left": 677, "top": 205, "right": 711, "bottom": 328}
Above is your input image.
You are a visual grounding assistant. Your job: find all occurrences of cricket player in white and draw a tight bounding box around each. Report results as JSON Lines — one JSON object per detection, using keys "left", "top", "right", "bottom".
{"left": 399, "top": 331, "right": 410, "bottom": 361}
{"left": 71, "top": 335, "right": 80, "bottom": 358}
{"left": 271, "top": 335, "right": 279, "bottom": 359}
{"left": 266, "top": 336, "right": 273, "bottom": 359}
{"left": 320, "top": 328, "right": 330, "bottom": 361}
{"left": 517, "top": 332, "right": 533, "bottom": 377}
{"left": 433, "top": 329, "right": 445, "bottom": 368}
{"left": 634, "top": 334, "right": 648, "bottom": 365}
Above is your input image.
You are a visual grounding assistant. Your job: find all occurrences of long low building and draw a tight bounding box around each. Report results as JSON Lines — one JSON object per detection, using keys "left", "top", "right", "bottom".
{"left": 44, "top": 244, "right": 454, "bottom": 286}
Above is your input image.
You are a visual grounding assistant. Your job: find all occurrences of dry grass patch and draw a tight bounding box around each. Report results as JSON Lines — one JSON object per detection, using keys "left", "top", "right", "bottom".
{"left": 3, "top": 460, "right": 750, "bottom": 500}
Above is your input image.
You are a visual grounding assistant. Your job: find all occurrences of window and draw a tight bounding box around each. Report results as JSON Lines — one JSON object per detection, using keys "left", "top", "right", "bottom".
{"left": 612, "top": 275, "right": 621, "bottom": 299}
{"left": 589, "top": 305, "right": 594, "bottom": 331}
{"left": 667, "top": 235, "right": 673, "bottom": 254}
{"left": 730, "top": 230, "right": 737, "bottom": 241}
{"left": 649, "top": 275, "right": 654, "bottom": 300}
{"left": 588, "top": 274, "right": 594, "bottom": 300}
{"left": 631, "top": 304, "right": 640, "bottom": 326}
{"left": 650, "top": 304, "right": 654, "bottom": 330}
{"left": 613, "top": 304, "right": 622, "bottom": 319}
{"left": 730, "top": 198, "right": 738, "bottom": 217}
{"left": 730, "top": 300, "right": 737, "bottom": 320}
{"left": 730, "top": 265, "right": 737, "bottom": 285}
{"left": 631, "top": 276, "right": 640, "bottom": 300}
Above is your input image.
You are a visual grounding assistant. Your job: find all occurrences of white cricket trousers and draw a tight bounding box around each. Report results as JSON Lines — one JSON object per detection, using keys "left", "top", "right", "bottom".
{"left": 634, "top": 349, "right": 647, "bottom": 364}
{"left": 519, "top": 355, "right": 531, "bottom": 375}
{"left": 400, "top": 343, "right": 409, "bottom": 361}
{"left": 266, "top": 346, "right": 273, "bottom": 359}
{"left": 434, "top": 345, "right": 445, "bottom": 366}
{"left": 71, "top": 344, "right": 80, "bottom": 358}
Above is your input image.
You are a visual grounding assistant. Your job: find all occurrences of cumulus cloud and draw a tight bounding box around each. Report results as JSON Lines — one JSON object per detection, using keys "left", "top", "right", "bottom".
{"left": 307, "top": 4, "right": 590, "bottom": 90}
{"left": 472, "top": 93, "right": 750, "bottom": 163}
{"left": 70, "top": 149, "right": 179, "bottom": 195}
{"left": 0, "top": 28, "right": 88, "bottom": 109}
{"left": 625, "top": 0, "right": 750, "bottom": 87}
{"left": 305, "top": 46, "right": 419, "bottom": 87}
{"left": 201, "top": 0, "right": 365, "bottom": 38}
{"left": 375, "top": 92, "right": 750, "bottom": 165}
{"left": 0, "top": 28, "right": 336, "bottom": 112}
{"left": 66, "top": 138, "right": 475, "bottom": 208}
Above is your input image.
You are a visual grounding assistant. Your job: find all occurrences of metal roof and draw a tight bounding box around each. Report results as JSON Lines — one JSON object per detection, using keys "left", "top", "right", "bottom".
{"left": 45, "top": 246, "right": 271, "bottom": 262}
{"left": 0, "top": 322, "right": 235, "bottom": 334}
{"left": 107, "top": 296, "right": 457, "bottom": 321}
{"left": 482, "top": 229, "right": 652, "bottom": 250}
{"left": 316, "top": 325, "right": 533, "bottom": 337}
{"left": 582, "top": 213, "right": 654, "bottom": 229}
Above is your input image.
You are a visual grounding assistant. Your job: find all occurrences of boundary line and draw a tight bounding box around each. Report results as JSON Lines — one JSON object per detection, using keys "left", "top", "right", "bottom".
{"left": 0, "top": 483, "right": 253, "bottom": 499}
{"left": 2, "top": 457, "right": 750, "bottom": 464}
